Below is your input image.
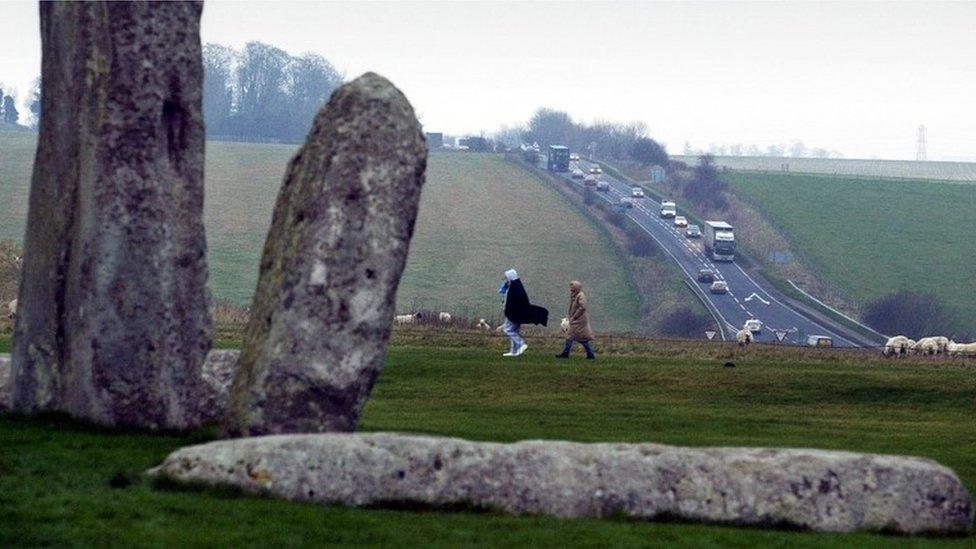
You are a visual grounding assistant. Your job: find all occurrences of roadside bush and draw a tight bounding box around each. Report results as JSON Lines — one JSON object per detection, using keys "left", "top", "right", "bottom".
{"left": 682, "top": 155, "right": 729, "bottom": 211}
{"left": 607, "top": 210, "right": 627, "bottom": 230}
{"left": 582, "top": 188, "right": 595, "bottom": 206}
{"left": 625, "top": 225, "right": 657, "bottom": 257}
{"left": 863, "top": 290, "right": 961, "bottom": 339}
{"left": 658, "top": 306, "right": 714, "bottom": 339}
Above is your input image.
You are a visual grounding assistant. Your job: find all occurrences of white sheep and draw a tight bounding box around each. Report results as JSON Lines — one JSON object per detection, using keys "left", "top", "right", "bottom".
{"left": 932, "top": 336, "right": 950, "bottom": 354}
{"left": 947, "top": 341, "right": 976, "bottom": 357}
{"left": 883, "top": 335, "right": 913, "bottom": 357}
{"left": 6, "top": 299, "right": 16, "bottom": 320}
{"left": 560, "top": 317, "right": 569, "bottom": 333}
{"left": 438, "top": 312, "right": 452, "bottom": 323}
{"left": 14, "top": 256, "right": 23, "bottom": 269}
{"left": 736, "top": 329, "right": 752, "bottom": 346}
{"left": 394, "top": 313, "right": 422, "bottom": 325}
{"left": 475, "top": 318, "right": 492, "bottom": 331}
{"left": 911, "top": 337, "right": 941, "bottom": 355}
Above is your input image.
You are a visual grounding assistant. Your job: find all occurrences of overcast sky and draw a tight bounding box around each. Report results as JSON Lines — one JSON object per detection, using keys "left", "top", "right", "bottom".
{"left": 3, "top": 1, "right": 975, "bottom": 160}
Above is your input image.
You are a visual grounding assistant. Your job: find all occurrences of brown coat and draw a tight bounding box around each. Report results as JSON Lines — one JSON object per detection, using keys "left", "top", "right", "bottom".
{"left": 566, "top": 281, "right": 593, "bottom": 341}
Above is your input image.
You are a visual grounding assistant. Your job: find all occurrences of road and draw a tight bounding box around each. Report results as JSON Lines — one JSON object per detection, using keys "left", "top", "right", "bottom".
{"left": 547, "top": 159, "right": 857, "bottom": 347}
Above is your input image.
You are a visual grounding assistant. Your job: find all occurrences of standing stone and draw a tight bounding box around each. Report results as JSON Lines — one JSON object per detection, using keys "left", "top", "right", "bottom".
{"left": 11, "top": 2, "right": 211, "bottom": 429}
{"left": 225, "top": 73, "right": 426, "bottom": 436}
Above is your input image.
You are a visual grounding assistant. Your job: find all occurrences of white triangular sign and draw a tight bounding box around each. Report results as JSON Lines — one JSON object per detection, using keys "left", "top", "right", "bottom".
{"left": 705, "top": 330, "right": 717, "bottom": 340}
{"left": 775, "top": 330, "right": 789, "bottom": 342}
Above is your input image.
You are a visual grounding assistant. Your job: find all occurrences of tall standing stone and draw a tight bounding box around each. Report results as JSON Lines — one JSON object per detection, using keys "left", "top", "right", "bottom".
{"left": 11, "top": 1, "right": 211, "bottom": 429}
{"left": 225, "top": 73, "right": 426, "bottom": 436}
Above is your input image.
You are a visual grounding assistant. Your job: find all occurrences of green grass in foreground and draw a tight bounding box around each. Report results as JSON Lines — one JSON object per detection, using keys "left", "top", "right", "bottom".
{"left": 2, "top": 344, "right": 975, "bottom": 546}
{"left": 728, "top": 172, "right": 976, "bottom": 334}
{"left": 0, "top": 132, "right": 639, "bottom": 331}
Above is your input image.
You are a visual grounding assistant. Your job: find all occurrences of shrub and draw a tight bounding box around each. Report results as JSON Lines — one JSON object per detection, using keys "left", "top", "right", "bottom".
{"left": 863, "top": 290, "right": 961, "bottom": 339}
{"left": 625, "top": 225, "right": 657, "bottom": 257}
{"left": 658, "top": 306, "right": 714, "bottom": 339}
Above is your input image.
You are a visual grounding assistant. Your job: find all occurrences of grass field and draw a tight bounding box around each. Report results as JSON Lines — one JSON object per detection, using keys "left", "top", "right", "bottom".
{"left": 0, "top": 133, "right": 639, "bottom": 332}
{"left": 728, "top": 172, "right": 976, "bottom": 334}
{"left": 2, "top": 338, "right": 975, "bottom": 546}
{"left": 673, "top": 155, "right": 976, "bottom": 182}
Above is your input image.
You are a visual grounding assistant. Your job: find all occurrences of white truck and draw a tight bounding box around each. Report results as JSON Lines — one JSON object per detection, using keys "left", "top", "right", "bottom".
{"left": 703, "top": 221, "right": 735, "bottom": 262}
{"left": 660, "top": 200, "right": 677, "bottom": 218}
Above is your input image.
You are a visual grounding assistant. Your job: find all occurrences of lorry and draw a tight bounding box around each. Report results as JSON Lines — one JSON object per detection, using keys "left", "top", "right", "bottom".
{"left": 703, "top": 221, "right": 736, "bottom": 262}
{"left": 548, "top": 145, "right": 570, "bottom": 172}
{"left": 660, "top": 200, "right": 677, "bottom": 218}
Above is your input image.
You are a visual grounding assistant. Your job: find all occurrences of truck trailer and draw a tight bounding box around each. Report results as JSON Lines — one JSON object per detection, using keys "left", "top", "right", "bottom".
{"left": 548, "top": 145, "right": 570, "bottom": 172}
{"left": 704, "top": 221, "right": 736, "bottom": 262}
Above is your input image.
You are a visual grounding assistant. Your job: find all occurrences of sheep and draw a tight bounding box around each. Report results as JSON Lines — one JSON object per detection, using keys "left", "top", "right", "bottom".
{"left": 947, "top": 341, "right": 976, "bottom": 357}
{"left": 560, "top": 317, "right": 569, "bottom": 333}
{"left": 438, "top": 312, "right": 452, "bottom": 323}
{"left": 394, "top": 312, "right": 422, "bottom": 325}
{"left": 736, "top": 328, "right": 752, "bottom": 346}
{"left": 911, "top": 337, "right": 941, "bottom": 355}
{"left": 883, "top": 335, "right": 913, "bottom": 357}
{"left": 6, "top": 299, "right": 16, "bottom": 320}
{"left": 475, "top": 318, "right": 492, "bottom": 331}
{"left": 14, "top": 256, "right": 23, "bottom": 269}
{"left": 932, "top": 336, "right": 950, "bottom": 354}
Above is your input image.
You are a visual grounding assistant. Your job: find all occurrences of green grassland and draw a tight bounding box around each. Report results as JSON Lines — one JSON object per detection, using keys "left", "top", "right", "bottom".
{"left": 728, "top": 172, "right": 976, "bottom": 333}
{"left": 0, "top": 133, "right": 638, "bottom": 332}
{"left": 3, "top": 339, "right": 975, "bottom": 546}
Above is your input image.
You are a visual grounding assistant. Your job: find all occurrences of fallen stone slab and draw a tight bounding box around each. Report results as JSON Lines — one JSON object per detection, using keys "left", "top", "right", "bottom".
{"left": 148, "top": 433, "right": 974, "bottom": 535}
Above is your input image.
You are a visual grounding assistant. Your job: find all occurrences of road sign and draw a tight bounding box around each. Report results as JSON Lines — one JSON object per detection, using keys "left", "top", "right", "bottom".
{"left": 744, "top": 292, "right": 771, "bottom": 305}
{"left": 705, "top": 330, "right": 717, "bottom": 340}
{"left": 774, "top": 330, "right": 789, "bottom": 342}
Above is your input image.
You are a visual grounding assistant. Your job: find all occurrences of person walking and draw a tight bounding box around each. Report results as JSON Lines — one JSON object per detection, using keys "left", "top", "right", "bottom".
{"left": 499, "top": 268, "right": 549, "bottom": 357}
{"left": 556, "top": 280, "right": 596, "bottom": 359}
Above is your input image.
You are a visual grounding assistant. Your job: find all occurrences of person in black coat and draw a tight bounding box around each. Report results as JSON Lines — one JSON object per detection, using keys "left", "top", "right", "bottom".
{"left": 499, "top": 268, "right": 548, "bottom": 357}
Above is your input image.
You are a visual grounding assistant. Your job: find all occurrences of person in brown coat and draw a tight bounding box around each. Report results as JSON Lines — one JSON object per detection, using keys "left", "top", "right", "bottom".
{"left": 556, "top": 280, "right": 596, "bottom": 359}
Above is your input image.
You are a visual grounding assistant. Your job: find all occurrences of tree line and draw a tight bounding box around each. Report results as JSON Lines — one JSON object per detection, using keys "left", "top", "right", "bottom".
{"left": 499, "top": 108, "right": 669, "bottom": 167}
{"left": 0, "top": 81, "right": 40, "bottom": 128}
{"left": 203, "top": 42, "right": 343, "bottom": 143}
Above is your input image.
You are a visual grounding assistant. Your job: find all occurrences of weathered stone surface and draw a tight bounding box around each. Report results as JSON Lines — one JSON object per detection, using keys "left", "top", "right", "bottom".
{"left": 199, "top": 350, "right": 240, "bottom": 423}
{"left": 149, "top": 433, "right": 973, "bottom": 535}
{"left": 224, "top": 73, "right": 426, "bottom": 436}
{"left": 0, "top": 354, "right": 10, "bottom": 413}
{"left": 11, "top": 2, "right": 211, "bottom": 429}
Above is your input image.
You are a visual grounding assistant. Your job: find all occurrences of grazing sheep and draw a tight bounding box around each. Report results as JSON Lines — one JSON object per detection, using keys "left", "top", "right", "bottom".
{"left": 560, "top": 317, "right": 569, "bottom": 333}
{"left": 947, "top": 341, "right": 976, "bottom": 357}
{"left": 14, "top": 256, "right": 23, "bottom": 269}
{"left": 476, "top": 318, "right": 492, "bottom": 331}
{"left": 736, "top": 328, "right": 752, "bottom": 346}
{"left": 6, "top": 299, "right": 17, "bottom": 320}
{"left": 438, "top": 312, "right": 452, "bottom": 323}
{"left": 932, "top": 336, "right": 950, "bottom": 354}
{"left": 883, "top": 335, "right": 913, "bottom": 357}
{"left": 912, "top": 337, "right": 941, "bottom": 355}
{"left": 394, "top": 313, "right": 422, "bottom": 325}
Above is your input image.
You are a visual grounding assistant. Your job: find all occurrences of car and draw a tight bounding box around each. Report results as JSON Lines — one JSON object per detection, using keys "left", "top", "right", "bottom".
{"left": 619, "top": 198, "right": 634, "bottom": 209}
{"left": 569, "top": 153, "right": 580, "bottom": 161}
{"left": 571, "top": 169, "right": 584, "bottom": 179}
{"left": 697, "top": 269, "right": 715, "bottom": 283}
{"left": 631, "top": 187, "right": 645, "bottom": 198}
{"left": 710, "top": 280, "right": 729, "bottom": 294}
{"left": 583, "top": 174, "right": 597, "bottom": 186}
{"left": 674, "top": 216, "right": 688, "bottom": 227}
{"left": 685, "top": 224, "right": 701, "bottom": 238}
{"left": 807, "top": 335, "right": 834, "bottom": 347}
{"left": 588, "top": 165, "right": 603, "bottom": 175}
{"left": 596, "top": 181, "right": 610, "bottom": 192}
{"left": 744, "top": 319, "right": 763, "bottom": 333}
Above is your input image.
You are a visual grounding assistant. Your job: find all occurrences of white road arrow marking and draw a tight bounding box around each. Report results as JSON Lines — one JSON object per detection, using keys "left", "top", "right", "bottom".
{"left": 744, "top": 292, "right": 770, "bottom": 305}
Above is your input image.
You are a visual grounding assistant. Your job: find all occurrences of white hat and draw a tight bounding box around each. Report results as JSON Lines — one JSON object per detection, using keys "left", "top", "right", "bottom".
{"left": 505, "top": 268, "right": 519, "bottom": 281}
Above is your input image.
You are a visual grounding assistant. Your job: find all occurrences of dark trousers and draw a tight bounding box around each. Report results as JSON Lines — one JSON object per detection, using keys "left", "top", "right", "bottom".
{"left": 561, "top": 339, "right": 595, "bottom": 358}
